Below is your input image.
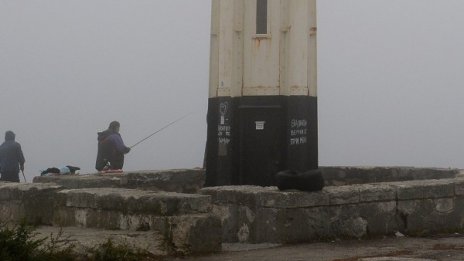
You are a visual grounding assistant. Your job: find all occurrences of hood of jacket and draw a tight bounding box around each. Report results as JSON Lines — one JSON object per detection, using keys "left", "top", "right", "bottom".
{"left": 97, "top": 129, "right": 114, "bottom": 142}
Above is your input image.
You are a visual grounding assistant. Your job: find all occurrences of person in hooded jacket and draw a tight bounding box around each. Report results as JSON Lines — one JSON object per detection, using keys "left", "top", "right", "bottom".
{"left": 95, "top": 121, "right": 130, "bottom": 171}
{"left": 0, "top": 131, "right": 25, "bottom": 182}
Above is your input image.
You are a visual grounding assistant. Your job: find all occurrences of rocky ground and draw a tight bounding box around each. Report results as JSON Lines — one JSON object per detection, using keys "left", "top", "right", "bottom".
{"left": 169, "top": 234, "right": 464, "bottom": 261}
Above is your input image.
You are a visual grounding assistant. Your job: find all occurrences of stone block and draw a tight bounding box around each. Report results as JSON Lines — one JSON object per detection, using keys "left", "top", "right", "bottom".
{"left": 33, "top": 175, "right": 121, "bottom": 189}
{"left": 0, "top": 183, "right": 62, "bottom": 225}
{"left": 326, "top": 185, "right": 360, "bottom": 205}
{"left": 321, "top": 167, "right": 458, "bottom": 186}
{"left": 33, "top": 168, "right": 205, "bottom": 193}
{"left": 358, "top": 202, "right": 400, "bottom": 235}
{"left": 213, "top": 199, "right": 401, "bottom": 244}
{"left": 335, "top": 216, "right": 368, "bottom": 239}
{"left": 394, "top": 179, "right": 455, "bottom": 200}
{"left": 168, "top": 214, "right": 222, "bottom": 255}
{"left": 253, "top": 205, "right": 371, "bottom": 243}
{"left": 397, "top": 197, "right": 464, "bottom": 235}
{"left": 63, "top": 211, "right": 223, "bottom": 255}
{"left": 252, "top": 208, "right": 280, "bottom": 243}
{"left": 42, "top": 215, "right": 222, "bottom": 256}
{"left": 53, "top": 208, "right": 78, "bottom": 228}
{"left": 0, "top": 200, "right": 23, "bottom": 223}
{"left": 58, "top": 188, "right": 211, "bottom": 215}
{"left": 0, "top": 183, "right": 61, "bottom": 201}
{"left": 359, "top": 184, "right": 396, "bottom": 203}
{"left": 200, "top": 186, "right": 234, "bottom": 203}
{"left": 81, "top": 209, "right": 123, "bottom": 230}
{"left": 121, "top": 169, "right": 205, "bottom": 193}
{"left": 454, "top": 177, "right": 464, "bottom": 196}
{"left": 322, "top": 205, "right": 369, "bottom": 239}
{"left": 256, "top": 190, "right": 330, "bottom": 208}
{"left": 201, "top": 186, "right": 273, "bottom": 207}
{"left": 210, "top": 204, "right": 238, "bottom": 242}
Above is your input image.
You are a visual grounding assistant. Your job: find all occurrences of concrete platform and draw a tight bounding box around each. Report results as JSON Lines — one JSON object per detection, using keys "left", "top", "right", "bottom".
{"left": 32, "top": 167, "right": 458, "bottom": 193}
{"left": 5, "top": 167, "right": 464, "bottom": 257}
{"left": 33, "top": 169, "right": 205, "bottom": 194}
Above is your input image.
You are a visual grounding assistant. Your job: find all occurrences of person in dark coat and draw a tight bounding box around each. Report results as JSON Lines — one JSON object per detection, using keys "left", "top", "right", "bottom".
{"left": 0, "top": 131, "right": 25, "bottom": 182}
{"left": 95, "top": 121, "right": 130, "bottom": 171}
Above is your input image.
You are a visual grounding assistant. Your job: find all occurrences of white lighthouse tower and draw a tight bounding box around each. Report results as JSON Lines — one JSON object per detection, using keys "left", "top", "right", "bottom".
{"left": 205, "top": 0, "right": 318, "bottom": 186}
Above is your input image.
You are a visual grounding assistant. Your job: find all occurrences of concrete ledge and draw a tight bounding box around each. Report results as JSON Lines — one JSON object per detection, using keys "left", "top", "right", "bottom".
{"left": 321, "top": 167, "right": 458, "bottom": 186}
{"left": 394, "top": 179, "right": 455, "bottom": 200}
{"left": 33, "top": 169, "right": 205, "bottom": 194}
{"left": 201, "top": 177, "right": 464, "bottom": 243}
{"left": 0, "top": 182, "right": 62, "bottom": 200}
{"left": 55, "top": 188, "right": 211, "bottom": 215}
{"left": 0, "top": 182, "right": 62, "bottom": 225}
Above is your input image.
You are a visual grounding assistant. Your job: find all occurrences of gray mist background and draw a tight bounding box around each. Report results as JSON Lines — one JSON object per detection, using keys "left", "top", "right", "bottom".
{"left": 0, "top": 0, "right": 463, "bottom": 181}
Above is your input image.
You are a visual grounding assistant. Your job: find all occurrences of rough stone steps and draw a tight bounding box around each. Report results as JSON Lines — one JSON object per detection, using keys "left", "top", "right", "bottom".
{"left": 0, "top": 182, "right": 222, "bottom": 255}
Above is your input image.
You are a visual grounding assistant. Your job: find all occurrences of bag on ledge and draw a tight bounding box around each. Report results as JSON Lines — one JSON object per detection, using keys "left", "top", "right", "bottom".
{"left": 275, "top": 169, "right": 324, "bottom": 192}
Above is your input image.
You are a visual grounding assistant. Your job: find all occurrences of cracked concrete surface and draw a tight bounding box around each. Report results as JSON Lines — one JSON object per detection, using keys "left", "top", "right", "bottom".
{"left": 170, "top": 234, "right": 464, "bottom": 261}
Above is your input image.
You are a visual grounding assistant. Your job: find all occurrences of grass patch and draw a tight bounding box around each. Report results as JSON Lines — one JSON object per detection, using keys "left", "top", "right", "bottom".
{"left": 0, "top": 223, "right": 161, "bottom": 260}
{"left": 0, "top": 222, "right": 74, "bottom": 261}
{"left": 87, "top": 239, "right": 157, "bottom": 261}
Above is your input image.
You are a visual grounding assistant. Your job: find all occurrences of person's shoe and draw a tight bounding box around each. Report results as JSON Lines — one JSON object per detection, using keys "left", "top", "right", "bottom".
{"left": 66, "top": 166, "right": 80, "bottom": 173}
{"left": 100, "top": 169, "right": 123, "bottom": 174}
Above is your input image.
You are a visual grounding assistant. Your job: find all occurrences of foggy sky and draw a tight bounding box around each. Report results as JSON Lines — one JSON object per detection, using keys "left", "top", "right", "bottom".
{"left": 1, "top": 1, "right": 463, "bottom": 181}
{"left": 318, "top": 0, "right": 464, "bottom": 168}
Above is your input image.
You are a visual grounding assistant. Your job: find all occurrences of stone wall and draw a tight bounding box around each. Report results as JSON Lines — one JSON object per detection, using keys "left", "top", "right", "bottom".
{"left": 0, "top": 183, "right": 61, "bottom": 225}
{"left": 7, "top": 167, "right": 464, "bottom": 251}
{"left": 201, "top": 177, "right": 464, "bottom": 244}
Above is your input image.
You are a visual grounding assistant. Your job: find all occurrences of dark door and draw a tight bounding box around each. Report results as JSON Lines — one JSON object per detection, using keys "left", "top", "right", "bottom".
{"left": 239, "top": 107, "right": 283, "bottom": 186}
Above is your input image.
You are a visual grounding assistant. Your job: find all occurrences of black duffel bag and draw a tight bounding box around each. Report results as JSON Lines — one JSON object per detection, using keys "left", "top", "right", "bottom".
{"left": 275, "top": 169, "right": 324, "bottom": 192}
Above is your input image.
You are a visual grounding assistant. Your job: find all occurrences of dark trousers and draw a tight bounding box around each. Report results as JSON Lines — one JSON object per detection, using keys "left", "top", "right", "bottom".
{"left": 108, "top": 155, "right": 124, "bottom": 170}
{"left": 1, "top": 171, "right": 20, "bottom": 182}
{"left": 95, "top": 156, "right": 124, "bottom": 171}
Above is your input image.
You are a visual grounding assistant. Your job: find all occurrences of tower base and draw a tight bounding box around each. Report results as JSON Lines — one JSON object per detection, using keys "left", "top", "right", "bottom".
{"left": 205, "top": 95, "right": 318, "bottom": 187}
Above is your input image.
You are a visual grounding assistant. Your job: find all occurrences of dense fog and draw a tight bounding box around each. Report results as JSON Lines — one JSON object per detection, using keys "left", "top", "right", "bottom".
{"left": 1, "top": 1, "right": 463, "bottom": 181}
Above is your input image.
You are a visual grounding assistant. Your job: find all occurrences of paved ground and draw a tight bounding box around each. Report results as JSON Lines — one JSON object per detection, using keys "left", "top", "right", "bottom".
{"left": 169, "top": 234, "right": 464, "bottom": 261}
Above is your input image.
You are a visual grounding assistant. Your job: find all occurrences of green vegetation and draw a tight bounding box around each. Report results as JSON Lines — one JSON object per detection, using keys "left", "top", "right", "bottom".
{"left": 0, "top": 222, "right": 74, "bottom": 261}
{"left": 88, "top": 239, "right": 155, "bottom": 261}
{"left": 0, "top": 223, "right": 160, "bottom": 261}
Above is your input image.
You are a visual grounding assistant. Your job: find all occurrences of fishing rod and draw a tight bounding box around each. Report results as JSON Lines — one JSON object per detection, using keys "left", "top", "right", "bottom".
{"left": 21, "top": 170, "right": 27, "bottom": 183}
{"left": 130, "top": 113, "right": 193, "bottom": 149}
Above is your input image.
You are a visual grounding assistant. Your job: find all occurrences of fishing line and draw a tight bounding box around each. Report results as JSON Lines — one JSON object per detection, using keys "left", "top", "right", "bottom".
{"left": 130, "top": 113, "right": 194, "bottom": 149}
